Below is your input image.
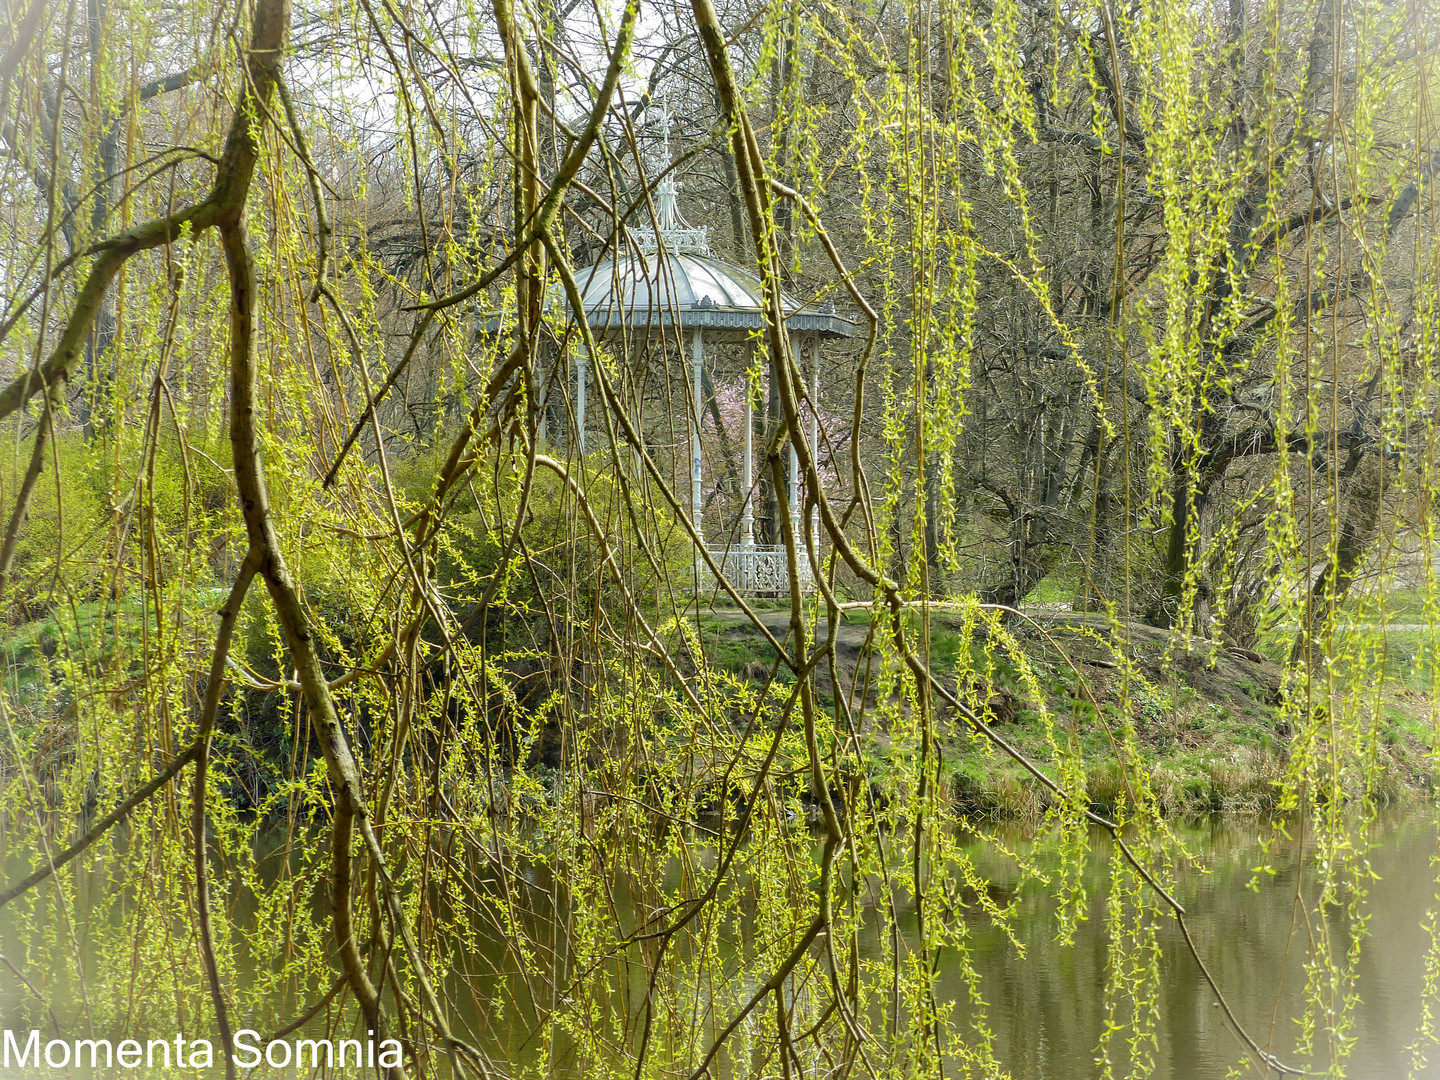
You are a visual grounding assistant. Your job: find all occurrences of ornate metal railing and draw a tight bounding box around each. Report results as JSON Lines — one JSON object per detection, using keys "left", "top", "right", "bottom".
{"left": 702, "top": 544, "right": 814, "bottom": 595}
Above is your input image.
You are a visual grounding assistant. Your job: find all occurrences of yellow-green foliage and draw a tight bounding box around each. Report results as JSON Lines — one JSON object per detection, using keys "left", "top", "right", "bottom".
{"left": 0, "top": 430, "right": 107, "bottom": 616}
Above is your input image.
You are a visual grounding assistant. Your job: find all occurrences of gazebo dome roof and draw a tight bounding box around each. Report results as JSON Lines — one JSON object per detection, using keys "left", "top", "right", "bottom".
{"left": 565, "top": 250, "right": 855, "bottom": 342}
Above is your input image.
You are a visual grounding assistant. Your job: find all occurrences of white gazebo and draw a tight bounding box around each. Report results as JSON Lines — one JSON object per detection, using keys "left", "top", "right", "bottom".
{"left": 558, "top": 123, "right": 854, "bottom": 594}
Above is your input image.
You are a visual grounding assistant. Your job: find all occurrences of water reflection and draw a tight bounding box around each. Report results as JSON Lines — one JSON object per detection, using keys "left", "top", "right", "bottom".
{"left": 916, "top": 813, "right": 1440, "bottom": 1079}
{"left": 433, "top": 812, "right": 1440, "bottom": 1078}
{"left": 3, "top": 812, "right": 1438, "bottom": 1078}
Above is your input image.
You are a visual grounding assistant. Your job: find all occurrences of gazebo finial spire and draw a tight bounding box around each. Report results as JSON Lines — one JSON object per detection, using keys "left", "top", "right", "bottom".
{"left": 656, "top": 108, "right": 675, "bottom": 232}
{"left": 632, "top": 100, "right": 709, "bottom": 255}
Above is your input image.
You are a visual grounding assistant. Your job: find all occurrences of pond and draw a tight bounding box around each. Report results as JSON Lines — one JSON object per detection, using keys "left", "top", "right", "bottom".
{"left": 2, "top": 809, "right": 1438, "bottom": 1078}
{"left": 444, "top": 810, "right": 1440, "bottom": 1079}
{"left": 931, "top": 811, "right": 1440, "bottom": 1079}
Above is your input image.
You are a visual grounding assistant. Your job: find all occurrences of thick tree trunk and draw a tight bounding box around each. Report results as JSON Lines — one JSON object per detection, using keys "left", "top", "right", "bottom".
{"left": 1154, "top": 469, "right": 1189, "bottom": 626}
{"left": 1291, "top": 453, "right": 1385, "bottom": 665}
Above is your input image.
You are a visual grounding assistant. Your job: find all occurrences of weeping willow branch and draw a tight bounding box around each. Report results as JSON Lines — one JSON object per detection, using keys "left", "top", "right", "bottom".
{"left": 0, "top": 738, "right": 202, "bottom": 909}
{"left": 191, "top": 550, "right": 258, "bottom": 1080}
{"left": 0, "top": 0, "right": 293, "bottom": 917}
{"left": 689, "top": 0, "right": 1307, "bottom": 1073}
{"left": 223, "top": 207, "right": 407, "bottom": 1076}
{"left": 0, "top": 0, "right": 290, "bottom": 424}
{"left": 0, "top": 383, "right": 58, "bottom": 600}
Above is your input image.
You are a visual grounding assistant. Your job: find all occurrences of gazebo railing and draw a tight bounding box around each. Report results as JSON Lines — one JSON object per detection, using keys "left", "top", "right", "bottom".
{"left": 701, "top": 543, "right": 814, "bottom": 595}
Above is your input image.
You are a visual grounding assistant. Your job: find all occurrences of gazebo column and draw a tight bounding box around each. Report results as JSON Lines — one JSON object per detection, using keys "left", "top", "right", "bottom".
{"left": 575, "top": 344, "right": 588, "bottom": 454}
{"left": 742, "top": 360, "right": 754, "bottom": 550}
{"left": 809, "top": 335, "right": 820, "bottom": 556}
{"left": 788, "top": 333, "right": 801, "bottom": 547}
{"left": 691, "top": 329, "right": 704, "bottom": 536}
{"left": 538, "top": 344, "right": 549, "bottom": 444}
{"left": 748, "top": 391, "right": 760, "bottom": 550}
{"left": 741, "top": 351, "right": 756, "bottom": 593}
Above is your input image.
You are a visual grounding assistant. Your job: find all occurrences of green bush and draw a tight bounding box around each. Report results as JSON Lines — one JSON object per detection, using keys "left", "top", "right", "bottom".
{"left": 0, "top": 430, "right": 107, "bottom": 618}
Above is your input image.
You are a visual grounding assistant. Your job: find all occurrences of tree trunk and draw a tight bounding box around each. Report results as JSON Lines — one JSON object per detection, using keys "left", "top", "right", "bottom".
{"left": 1291, "top": 452, "right": 1385, "bottom": 665}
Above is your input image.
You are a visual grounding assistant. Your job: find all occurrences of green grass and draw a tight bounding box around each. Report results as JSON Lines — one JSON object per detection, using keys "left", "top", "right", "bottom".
{"left": 0, "top": 590, "right": 226, "bottom": 701}
{"left": 690, "top": 601, "right": 1433, "bottom": 818}
{"left": 1019, "top": 576, "right": 1078, "bottom": 606}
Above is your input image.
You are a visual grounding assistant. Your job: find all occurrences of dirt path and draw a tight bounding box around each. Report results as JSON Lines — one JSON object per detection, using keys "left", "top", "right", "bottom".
{"left": 702, "top": 607, "right": 880, "bottom": 650}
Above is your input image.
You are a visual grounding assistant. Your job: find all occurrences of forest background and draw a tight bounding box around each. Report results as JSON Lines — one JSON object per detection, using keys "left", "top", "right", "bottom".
{"left": 0, "top": 0, "right": 1436, "bottom": 1075}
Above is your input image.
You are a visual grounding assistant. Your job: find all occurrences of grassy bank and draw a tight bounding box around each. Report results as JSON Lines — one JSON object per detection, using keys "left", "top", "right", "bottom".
{"left": 4, "top": 590, "right": 1432, "bottom": 824}
{"left": 694, "top": 606, "right": 1436, "bottom": 819}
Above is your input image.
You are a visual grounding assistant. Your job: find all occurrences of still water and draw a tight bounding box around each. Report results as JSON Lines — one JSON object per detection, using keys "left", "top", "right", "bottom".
{"left": 3, "top": 811, "right": 1439, "bottom": 1078}
{"left": 922, "top": 813, "right": 1440, "bottom": 1079}
{"left": 444, "top": 811, "right": 1440, "bottom": 1079}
